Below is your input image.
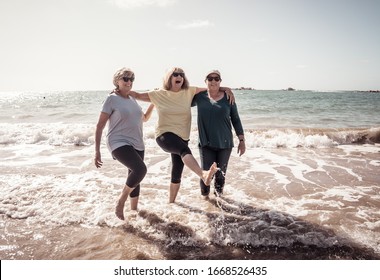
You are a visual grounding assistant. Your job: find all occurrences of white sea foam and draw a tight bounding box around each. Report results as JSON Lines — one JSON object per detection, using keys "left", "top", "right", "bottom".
{"left": 1, "top": 121, "right": 379, "bottom": 149}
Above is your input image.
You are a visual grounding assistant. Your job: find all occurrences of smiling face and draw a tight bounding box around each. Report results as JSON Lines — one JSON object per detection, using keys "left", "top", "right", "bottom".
{"left": 205, "top": 74, "right": 221, "bottom": 92}
{"left": 113, "top": 67, "right": 134, "bottom": 92}
{"left": 162, "top": 67, "right": 190, "bottom": 91}
{"left": 117, "top": 73, "right": 134, "bottom": 92}
{"left": 170, "top": 71, "right": 185, "bottom": 91}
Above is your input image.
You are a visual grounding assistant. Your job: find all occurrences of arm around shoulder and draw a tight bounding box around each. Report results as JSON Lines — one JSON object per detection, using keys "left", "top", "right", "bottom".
{"left": 195, "top": 87, "right": 207, "bottom": 95}
{"left": 220, "top": 87, "right": 235, "bottom": 104}
{"left": 130, "top": 91, "right": 151, "bottom": 102}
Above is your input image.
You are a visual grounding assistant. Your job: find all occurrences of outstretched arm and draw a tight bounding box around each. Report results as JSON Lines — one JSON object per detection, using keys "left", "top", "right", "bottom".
{"left": 129, "top": 91, "right": 151, "bottom": 102}
{"left": 195, "top": 87, "right": 207, "bottom": 94}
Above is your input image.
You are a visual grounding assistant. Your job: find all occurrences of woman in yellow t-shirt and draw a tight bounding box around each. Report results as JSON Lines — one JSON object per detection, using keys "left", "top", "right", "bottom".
{"left": 129, "top": 67, "right": 233, "bottom": 203}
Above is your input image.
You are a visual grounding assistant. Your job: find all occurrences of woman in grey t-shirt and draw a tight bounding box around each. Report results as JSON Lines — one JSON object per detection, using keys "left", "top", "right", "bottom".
{"left": 94, "top": 68, "right": 154, "bottom": 220}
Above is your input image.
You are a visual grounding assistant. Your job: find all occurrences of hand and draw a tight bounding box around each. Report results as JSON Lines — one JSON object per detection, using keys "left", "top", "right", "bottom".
{"left": 94, "top": 152, "right": 103, "bottom": 168}
{"left": 224, "top": 88, "right": 235, "bottom": 104}
{"left": 237, "top": 141, "right": 246, "bottom": 156}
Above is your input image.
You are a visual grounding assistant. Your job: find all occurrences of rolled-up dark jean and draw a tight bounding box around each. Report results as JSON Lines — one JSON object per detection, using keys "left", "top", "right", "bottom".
{"left": 199, "top": 146, "right": 232, "bottom": 195}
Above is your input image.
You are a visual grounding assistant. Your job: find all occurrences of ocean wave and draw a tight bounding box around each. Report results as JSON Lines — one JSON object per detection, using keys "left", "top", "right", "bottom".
{"left": 0, "top": 123, "right": 95, "bottom": 146}
{"left": 1, "top": 123, "right": 379, "bottom": 148}
{"left": 245, "top": 127, "right": 380, "bottom": 148}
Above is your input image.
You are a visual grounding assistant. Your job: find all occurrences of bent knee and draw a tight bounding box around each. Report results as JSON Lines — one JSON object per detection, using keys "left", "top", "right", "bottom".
{"left": 137, "top": 164, "right": 147, "bottom": 182}
{"left": 180, "top": 147, "right": 192, "bottom": 158}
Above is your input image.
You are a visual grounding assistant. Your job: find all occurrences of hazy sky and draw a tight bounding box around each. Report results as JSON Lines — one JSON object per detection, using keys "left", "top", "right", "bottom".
{"left": 1, "top": 0, "right": 379, "bottom": 91}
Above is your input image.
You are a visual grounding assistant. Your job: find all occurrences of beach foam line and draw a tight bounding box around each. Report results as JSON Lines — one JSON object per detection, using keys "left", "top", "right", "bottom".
{"left": 1, "top": 122, "right": 379, "bottom": 148}
{"left": 245, "top": 127, "right": 380, "bottom": 148}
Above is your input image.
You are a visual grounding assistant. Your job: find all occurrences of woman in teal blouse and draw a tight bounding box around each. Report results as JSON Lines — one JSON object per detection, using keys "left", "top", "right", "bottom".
{"left": 192, "top": 70, "right": 246, "bottom": 196}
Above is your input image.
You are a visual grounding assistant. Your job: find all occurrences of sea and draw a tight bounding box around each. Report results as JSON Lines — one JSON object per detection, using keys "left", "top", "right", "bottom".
{"left": 0, "top": 89, "right": 379, "bottom": 260}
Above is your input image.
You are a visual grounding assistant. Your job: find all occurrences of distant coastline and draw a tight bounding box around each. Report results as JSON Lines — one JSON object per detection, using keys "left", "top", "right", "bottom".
{"left": 231, "top": 87, "right": 296, "bottom": 91}
{"left": 1, "top": 88, "right": 379, "bottom": 94}
{"left": 231, "top": 87, "right": 380, "bottom": 92}
{"left": 358, "top": 90, "right": 380, "bottom": 93}
{"left": 232, "top": 87, "right": 255, "bottom": 90}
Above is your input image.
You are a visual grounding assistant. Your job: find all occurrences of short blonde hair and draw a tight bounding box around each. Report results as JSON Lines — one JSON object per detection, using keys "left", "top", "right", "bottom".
{"left": 162, "top": 67, "right": 189, "bottom": 90}
{"left": 113, "top": 67, "right": 134, "bottom": 89}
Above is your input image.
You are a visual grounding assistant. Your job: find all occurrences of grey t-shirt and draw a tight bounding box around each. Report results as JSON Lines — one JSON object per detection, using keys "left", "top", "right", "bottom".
{"left": 101, "top": 93, "right": 144, "bottom": 152}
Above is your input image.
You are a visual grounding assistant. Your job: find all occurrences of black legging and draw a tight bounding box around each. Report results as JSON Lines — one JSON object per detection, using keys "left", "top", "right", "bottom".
{"left": 199, "top": 146, "right": 232, "bottom": 195}
{"left": 156, "top": 132, "right": 192, "bottom": 184}
{"left": 112, "top": 145, "right": 146, "bottom": 198}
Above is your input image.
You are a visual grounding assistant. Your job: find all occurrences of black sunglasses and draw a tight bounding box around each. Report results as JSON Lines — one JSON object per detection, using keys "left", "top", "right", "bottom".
{"left": 122, "top": 76, "right": 135, "bottom": 82}
{"left": 207, "top": 76, "right": 221, "bottom": 82}
{"left": 172, "top": 72, "right": 184, "bottom": 78}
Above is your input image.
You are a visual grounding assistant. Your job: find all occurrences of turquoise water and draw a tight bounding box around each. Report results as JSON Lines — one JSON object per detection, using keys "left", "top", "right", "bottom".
{"left": 1, "top": 90, "right": 379, "bottom": 128}
{"left": 234, "top": 90, "right": 380, "bottom": 129}
{"left": 1, "top": 90, "right": 379, "bottom": 146}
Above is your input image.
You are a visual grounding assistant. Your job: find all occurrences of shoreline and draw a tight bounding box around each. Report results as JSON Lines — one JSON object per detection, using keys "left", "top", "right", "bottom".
{"left": 1, "top": 204, "right": 379, "bottom": 260}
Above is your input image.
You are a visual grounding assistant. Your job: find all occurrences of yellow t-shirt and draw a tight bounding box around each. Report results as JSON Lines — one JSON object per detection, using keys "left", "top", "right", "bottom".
{"left": 148, "top": 87, "right": 197, "bottom": 140}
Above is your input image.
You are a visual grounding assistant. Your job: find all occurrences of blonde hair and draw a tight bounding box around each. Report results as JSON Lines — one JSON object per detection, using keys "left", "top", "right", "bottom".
{"left": 162, "top": 67, "right": 189, "bottom": 90}
{"left": 113, "top": 67, "right": 134, "bottom": 89}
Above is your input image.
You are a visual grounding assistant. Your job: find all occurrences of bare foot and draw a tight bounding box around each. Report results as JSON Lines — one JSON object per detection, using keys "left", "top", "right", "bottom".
{"left": 115, "top": 200, "right": 125, "bottom": 220}
{"left": 115, "top": 185, "right": 133, "bottom": 220}
{"left": 203, "top": 162, "right": 218, "bottom": 186}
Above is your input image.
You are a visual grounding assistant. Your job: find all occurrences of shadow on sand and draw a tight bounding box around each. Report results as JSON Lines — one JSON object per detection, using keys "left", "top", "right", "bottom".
{"left": 122, "top": 196, "right": 379, "bottom": 260}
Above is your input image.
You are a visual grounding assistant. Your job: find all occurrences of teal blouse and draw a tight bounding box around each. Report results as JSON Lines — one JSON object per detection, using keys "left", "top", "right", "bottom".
{"left": 192, "top": 91, "right": 244, "bottom": 149}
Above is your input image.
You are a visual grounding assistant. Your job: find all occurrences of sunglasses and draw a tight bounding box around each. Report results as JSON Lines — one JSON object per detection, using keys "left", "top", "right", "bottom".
{"left": 172, "top": 72, "right": 185, "bottom": 78}
{"left": 207, "top": 76, "right": 221, "bottom": 82}
{"left": 122, "top": 76, "right": 135, "bottom": 82}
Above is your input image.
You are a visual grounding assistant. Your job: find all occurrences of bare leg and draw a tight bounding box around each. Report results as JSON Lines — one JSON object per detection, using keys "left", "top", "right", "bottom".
{"left": 115, "top": 184, "right": 133, "bottom": 220}
{"left": 204, "top": 162, "right": 218, "bottom": 186}
{"left": 182, "top": 154, "right": 218, "bottom": 186}
{"left": 169, "top": 182, "right": 180, "bottom": 203}
{"left": 181, "top": 153, "right": 206, "bottom": 178}
{"left": 130, "top": 196, "right": 139, "bottom": 211}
